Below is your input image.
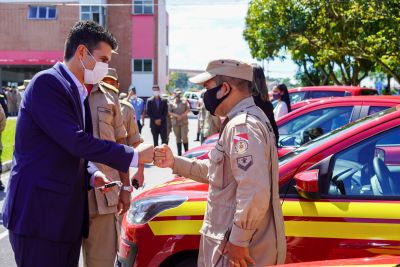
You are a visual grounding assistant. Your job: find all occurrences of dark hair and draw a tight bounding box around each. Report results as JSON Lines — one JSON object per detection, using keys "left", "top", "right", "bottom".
{"left": 251, "top": 64, "right": 279, "bottom": 146}
{"left": 276, "top": 83, "right": 291, "bottom": 112}
{"left": 251, "top": 64, "right": 269, "bottom": 102}
{"left": 131, "top": 87, "right": 137, "bottom": 94}
{"left": 64, "top": 21, "right": 118, "bottom": 61}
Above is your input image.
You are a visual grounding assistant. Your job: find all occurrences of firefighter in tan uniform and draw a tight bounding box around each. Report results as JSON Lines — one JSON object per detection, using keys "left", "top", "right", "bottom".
{"left": 169, "top": 89, "right": 190, "bottom": 155}
{"left": 83, "top": 75, "right": 133, "bottom": 267}
{"left": 155, "top": 59, "right": 286, "bottom": 267}
{"left": 103, "top": 68, "right": 145, "bottom": 188}
{"left": 200, "top": 102, "right": 221, "bottom": 142}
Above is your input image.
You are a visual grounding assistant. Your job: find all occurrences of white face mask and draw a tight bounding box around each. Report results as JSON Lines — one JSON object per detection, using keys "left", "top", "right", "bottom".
{"left": 153, "top": 91, "right": 160, "bottom": 97}
{"left": 80, "top": 48, "right": 108, "bottom": 85}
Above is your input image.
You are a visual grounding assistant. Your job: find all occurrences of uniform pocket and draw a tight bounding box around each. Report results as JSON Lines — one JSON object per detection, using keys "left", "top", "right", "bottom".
{"left": 208, "top": 148, "right": 225, "bottom": 189}
{"left": 98, "top": 107, "right": 115, "bottom": 141}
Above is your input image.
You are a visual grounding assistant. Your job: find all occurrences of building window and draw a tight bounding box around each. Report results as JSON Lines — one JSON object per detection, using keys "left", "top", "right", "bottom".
{"left": 133, "top": 59, "right": 153, "bottom": 72}
{"left": 28, "top": 6, "right": 57, "bottom": 20}
{"left": 80, "top": 6, "right": 105, "bottom": 26}
{"left": 133, "top": 0, "right": 153, "bottom": 14}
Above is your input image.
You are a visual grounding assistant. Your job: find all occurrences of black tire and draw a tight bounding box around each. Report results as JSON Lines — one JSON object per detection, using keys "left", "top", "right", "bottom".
{"left": 175, "top": 256, "right": 197, "bottom": 267}
{"left": 192, "top": 111, "right": 199, "bottom": 115}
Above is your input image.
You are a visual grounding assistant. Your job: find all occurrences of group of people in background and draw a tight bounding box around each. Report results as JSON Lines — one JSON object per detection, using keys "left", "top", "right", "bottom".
{"left": 0, "top": 80, "right": 30, "bottom": 117}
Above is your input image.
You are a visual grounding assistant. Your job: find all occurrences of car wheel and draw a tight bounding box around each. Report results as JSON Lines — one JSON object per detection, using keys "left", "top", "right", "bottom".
{"left": 192, "top": 111, "right": 199, "bottom": 115}
{"left": 175, "top": 256, "right": 197, "bottom": 267}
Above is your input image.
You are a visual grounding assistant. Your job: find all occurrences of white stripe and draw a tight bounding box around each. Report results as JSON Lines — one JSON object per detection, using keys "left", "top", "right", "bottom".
{"left": 0, "top": 230, "right": 9, "bottom": 240}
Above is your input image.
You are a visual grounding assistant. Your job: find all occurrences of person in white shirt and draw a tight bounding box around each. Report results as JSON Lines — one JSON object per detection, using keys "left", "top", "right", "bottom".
{"left": 273, "top": 83, "right": 291, "bottom": 120}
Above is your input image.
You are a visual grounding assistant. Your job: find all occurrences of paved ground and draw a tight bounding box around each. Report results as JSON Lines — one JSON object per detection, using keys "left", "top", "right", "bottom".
{"left": 0, "top": 114, "right": 201, "bottom": 266}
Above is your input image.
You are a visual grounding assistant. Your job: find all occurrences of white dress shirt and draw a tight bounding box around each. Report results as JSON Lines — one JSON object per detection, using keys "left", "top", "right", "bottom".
{"left": 274, "top": 101, "right": 289, "bottom": 120}
{"left": 60, "top": 62, "right": 138, "bottom": 187}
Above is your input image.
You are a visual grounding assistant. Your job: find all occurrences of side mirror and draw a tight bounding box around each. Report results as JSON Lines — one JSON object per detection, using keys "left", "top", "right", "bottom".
{"left": 294, "top": 169, "right": 320, "bottom": 200}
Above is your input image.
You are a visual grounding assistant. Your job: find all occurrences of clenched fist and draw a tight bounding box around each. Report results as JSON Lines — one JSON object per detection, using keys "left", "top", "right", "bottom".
{"left": 137, "top": 143, "right": 154, "bottom": 164}
{"left": 154, "top": 144, "right": 175, "bottom": 169}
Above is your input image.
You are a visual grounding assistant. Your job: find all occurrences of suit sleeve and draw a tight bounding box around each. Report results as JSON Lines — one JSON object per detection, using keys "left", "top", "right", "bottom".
{"left": 27, "top": 74, "right": 135, "bottom": 173}
{"left": 146, "top": 100, "right": 154, "bottom": 120}
{"left": 161, "top": 100, "right": 168, "bottom": 118}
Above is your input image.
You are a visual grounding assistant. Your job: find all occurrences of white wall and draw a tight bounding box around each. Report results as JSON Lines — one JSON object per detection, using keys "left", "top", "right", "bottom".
{"left": 131, "top": 73, "right": 154, "bottom": 97}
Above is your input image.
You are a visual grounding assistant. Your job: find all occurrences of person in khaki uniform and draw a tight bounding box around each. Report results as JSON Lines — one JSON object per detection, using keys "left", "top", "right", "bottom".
{"left": 83, "top": 78, "right": 132, "bottom": 267}
{"left": 103, "top": 68, "right": 145, "bottom": 188}
{"left": 169, "top": 89, "right": 190, "bottom": 155}
{"left": 200, "top": 102, "right": 221, "bottom": 143}
{"left": 154, "top": 59, "right": 286, "bottom": 267}
{"left": 162, "top": 93, "right": 172, "bottom": 144}
{"left": 0, "top": 104, "right": 6, "bottom": 191}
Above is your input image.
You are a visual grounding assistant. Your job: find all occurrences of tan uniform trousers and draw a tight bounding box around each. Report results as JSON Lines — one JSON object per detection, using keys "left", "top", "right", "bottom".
{"left": 82, "top": 213, "right": 120, "bottom": 267}
{"left": 172, "top": 123, "right": 189, "bottom": 143}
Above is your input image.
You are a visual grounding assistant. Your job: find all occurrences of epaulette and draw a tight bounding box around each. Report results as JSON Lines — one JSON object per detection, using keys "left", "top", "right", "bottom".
{"left": 229, "top": 111, "right": 248, "bottom": 126}
{"left": 120, "top": 100, "right": 134, "bottom": 109}
{"left": 100, "top": 82, "right": 119, "bottom": 94}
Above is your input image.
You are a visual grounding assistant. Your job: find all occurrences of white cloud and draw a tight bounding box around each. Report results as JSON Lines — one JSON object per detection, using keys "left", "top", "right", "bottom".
{"left": 167, "top": 0, "right": 298, "bottom": 78}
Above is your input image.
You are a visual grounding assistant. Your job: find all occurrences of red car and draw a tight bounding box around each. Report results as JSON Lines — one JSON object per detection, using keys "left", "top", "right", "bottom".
{"left": 185, "top": 96, "right": 400, "bottom": 159}
{"left": 117, "top": 105, "right": 400, "bottom": 266}
{"left": 287, "top": 86, "right": 378, "bottom": 105}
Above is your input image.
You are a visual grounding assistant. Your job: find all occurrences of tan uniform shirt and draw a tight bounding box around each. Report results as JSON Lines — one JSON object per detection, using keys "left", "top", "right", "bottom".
{"left": 120, "top": 99, "right": 143, "bottom": 147}
{"left": 88, "top": 82, "right": 127, "bottom": 215}
{"left": 172, "top": 97, "right": 286, "bottom": 266}
{"left": 170, "top": 99, "right": 189, "bottom": 126}
{"left": 202, "top": 106, "right": 221, "bottom": 138}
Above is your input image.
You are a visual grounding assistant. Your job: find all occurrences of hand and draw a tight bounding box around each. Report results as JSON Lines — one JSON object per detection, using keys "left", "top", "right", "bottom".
{"left": 132, "top": 164, "right": 145, "bottom": 187}
{"left": 137, "top": 143, "right": 154, "bottom": 164}
{"left": 223, "top": 242, "right": 255, "bottom": 267}
{"left": 93, "top": 172, "right": 112, "bottom": 193}
{"left": 155, "top": 119, "right": 161, "bottom": 126}
{"left": 117, "top": 190, "right": 131, "bottom": 216}
{"left": 154, "top": 144, "right": 175, "bottom": 169}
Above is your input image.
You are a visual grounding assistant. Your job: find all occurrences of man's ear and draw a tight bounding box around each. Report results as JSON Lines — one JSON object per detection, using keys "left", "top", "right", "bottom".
{"left": 219, "top": 82, "right": 231, "bottom": 97}
{"left": 75, "top": 44, "right": 86, "bottom": 61}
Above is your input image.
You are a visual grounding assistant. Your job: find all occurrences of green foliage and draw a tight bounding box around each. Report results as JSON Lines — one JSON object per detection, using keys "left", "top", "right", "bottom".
{"left": 2, "top": 118, "right": 16, "bottom": 162}
{"left": 167, "top": 72, "right": 189, "bottom": 93}
{"left": 244, "top": 0, "right": 400, "bottom": 85}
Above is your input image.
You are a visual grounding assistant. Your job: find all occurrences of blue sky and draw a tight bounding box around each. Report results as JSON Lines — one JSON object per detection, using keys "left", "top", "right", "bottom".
{"left": 166, "top": 0, "right": 298, "bottom": 79}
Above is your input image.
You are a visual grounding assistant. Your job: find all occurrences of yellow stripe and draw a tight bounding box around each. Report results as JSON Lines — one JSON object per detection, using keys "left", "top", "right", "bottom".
{"left": 327, "top": 265, "right": 395, "bottom": 267}
{"left": 148, "top": 219, "right": 400, "bottom": 241}
{"left": 148, "top": 220, "right": 203, "bottom": 235}
{"left": 156, "top": 200, "right": 400, "bottom": 219}
{"left": 157, "top": 201, "right": 206, "bottom": 217}
{"left": 284, "top": 221, "right": 400, "bottom": 241}
{"left": 282, "top": 201, "right": 400, "bottom": 219}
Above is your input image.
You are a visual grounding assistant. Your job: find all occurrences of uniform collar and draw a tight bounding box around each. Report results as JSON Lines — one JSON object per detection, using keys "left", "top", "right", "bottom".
{"left": 227, "top": 96, "right": 256, "bottom": 119}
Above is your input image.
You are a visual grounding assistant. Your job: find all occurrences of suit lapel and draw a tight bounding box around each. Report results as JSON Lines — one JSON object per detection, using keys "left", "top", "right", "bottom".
{"left": 53, "top": 63, "right": 84, "bottom": 129}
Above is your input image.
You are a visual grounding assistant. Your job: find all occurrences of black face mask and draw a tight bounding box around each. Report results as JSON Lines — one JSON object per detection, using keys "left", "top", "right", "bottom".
{"left": 203, "top": 84, "right": 230, "bottom": 116}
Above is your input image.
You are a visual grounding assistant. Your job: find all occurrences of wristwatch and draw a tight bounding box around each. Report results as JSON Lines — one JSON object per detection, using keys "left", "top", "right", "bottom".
{"left": 121, "top": 185, "right": 133, "bottom": 193}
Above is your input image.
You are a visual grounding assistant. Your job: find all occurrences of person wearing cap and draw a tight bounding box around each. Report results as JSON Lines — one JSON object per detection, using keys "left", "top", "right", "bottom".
{"left": 147, "top": 85, "right": 169, "bottom": 146}
{"left": 129, "top": 87, "right": 145, "bottom": 134}
{"left": 169, "top": 89, "right": 190, "bottom": 155}
{"left": 83, "top": 67, "right": 133, "bottom": 267}
{"left": 154, "top": 59, "right": 286, "bottom": 266}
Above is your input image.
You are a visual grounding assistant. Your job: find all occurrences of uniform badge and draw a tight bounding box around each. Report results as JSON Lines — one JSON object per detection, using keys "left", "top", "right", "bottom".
{"left": 237, "top": 156, "right": 253, "bottom": 171}
{"left": 233, "top": 133, "right": 249, "bottom": 154}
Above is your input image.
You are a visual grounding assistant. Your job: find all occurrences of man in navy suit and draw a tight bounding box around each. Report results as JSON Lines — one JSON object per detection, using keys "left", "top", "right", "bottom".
{"left": 147, "top": 85, "right": 169, "bottom": 146}
{"left": 2, "top": 21, "right": 154, "bottom": 267}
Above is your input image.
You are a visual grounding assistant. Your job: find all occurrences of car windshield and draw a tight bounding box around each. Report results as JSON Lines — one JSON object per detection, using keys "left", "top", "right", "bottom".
{"left": 278, "top": 107, "right": 397, "bottom": 166}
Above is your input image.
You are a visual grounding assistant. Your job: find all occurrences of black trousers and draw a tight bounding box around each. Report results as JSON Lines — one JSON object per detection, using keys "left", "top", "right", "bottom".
{"left": 9, "top": 231, "right": 82, "bottom": 267}
{"left": 151, "top": 123, "right": 168, "bottom": 147}
{"left": 137, "top": 120, "right": 143, "bottom": 134}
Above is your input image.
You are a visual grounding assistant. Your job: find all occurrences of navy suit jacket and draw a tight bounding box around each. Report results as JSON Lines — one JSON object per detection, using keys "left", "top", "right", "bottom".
{"left": 2, "top": 62, "right": 135, "bottom": 243}
{"left": 146, "top": 96, "right": 168, "bottom": 128}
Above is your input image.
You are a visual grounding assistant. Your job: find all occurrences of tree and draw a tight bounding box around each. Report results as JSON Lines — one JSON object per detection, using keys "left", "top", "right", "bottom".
{"left": 167, "top": 72, "right": 189, "bottom": 93}
{"left": 243, "top": 0, "right": 399, "bottom": 85}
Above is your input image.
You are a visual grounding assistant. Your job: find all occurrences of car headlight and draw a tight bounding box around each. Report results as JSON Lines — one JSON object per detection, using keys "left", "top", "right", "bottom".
{"left": 126, "top": 195, "right": 188, "bottom": 225}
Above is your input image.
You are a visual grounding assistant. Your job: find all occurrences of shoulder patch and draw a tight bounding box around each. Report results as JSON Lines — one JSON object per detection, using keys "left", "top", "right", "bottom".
{"left": 120, "top": 100, "right": 134, "bottom": 109}
{"left": 100, "top": 82, "right": 119, "bottom": 94}
{"left": 233, "top": 133, "right": 249, "bottom": 154}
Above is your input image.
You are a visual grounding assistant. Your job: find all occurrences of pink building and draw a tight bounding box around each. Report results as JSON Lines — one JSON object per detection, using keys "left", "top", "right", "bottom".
{"left": 0, "top": 0, "right": 169, "bottom": 96}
